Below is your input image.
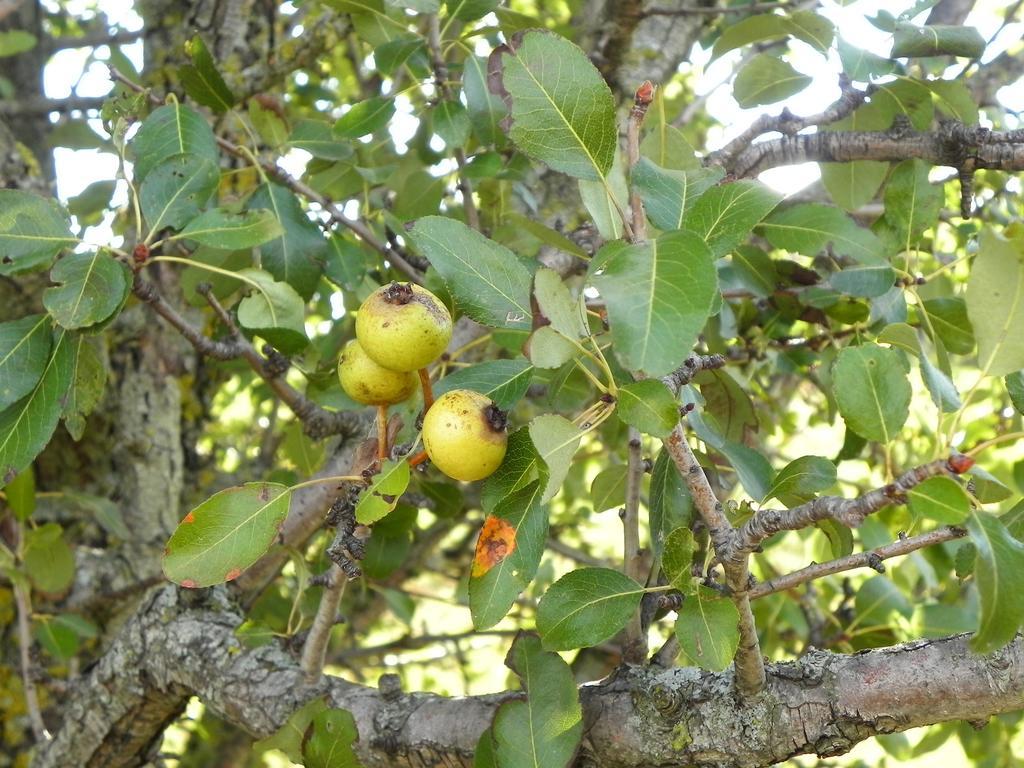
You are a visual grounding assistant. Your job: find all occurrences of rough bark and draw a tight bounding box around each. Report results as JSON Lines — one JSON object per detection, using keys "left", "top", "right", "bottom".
{"left": 32, "top": 585, "right": 1024, "bottom": 768}
{"left": 721, "top": 122, "right": 1024, "bottom": 178}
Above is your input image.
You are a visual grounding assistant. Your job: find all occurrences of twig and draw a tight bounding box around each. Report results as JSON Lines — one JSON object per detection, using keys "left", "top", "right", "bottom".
{"left": 204, "top": 284, "right": 360, "bottom": 438}
{"left": 133, "top": 275, "right": 241, "bottom": 360}
{"left": 626, "top": 81, "right": 654, "bottom": 242}
{"left": 0, "top": 95, "right": 108, "bottom": 116}
{"left": 335, "top": 628, "right": 519, "bottom": 661}
{"left": 426, "top": 14, "right": 480, "bottom": 231}
{"left": 732, "top": 455, "right": 973, "bottom": 559}
{"left": 710, "top": 74, "right": 870, "bottom": 169}
{"left": 748, "top": 526, "right": 967, "bottom": 600}
{"left": 108, "top": 67, "right": 425, "bottom": 285}
{"left": 620, "top": 81, "right": 655, "bottom": 663}
{"left": 660, "top": 353, "right": 727, "bottom": 391}
{"left": 47, "top": 29, "right": 145, "bottom": 51}
{"left": 622, "top": 428, "right": 646, "bottom": 663}
{"left": 546, "top": 537, "right": 607, "bottom": 567}
{"left": 300, "top": 565, "right": 348, "bottom": 680}
{"left": 662, "top": 425, "right": 765, "bottom": 695}
{"left": 643, "top": 1, "right": 795, "bottom": 15}
{"left": 14, "top": 579, "right": 49, "bottom": 742}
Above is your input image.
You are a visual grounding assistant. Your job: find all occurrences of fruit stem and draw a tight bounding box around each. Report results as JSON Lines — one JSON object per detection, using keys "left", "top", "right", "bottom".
{"left": 408, "top": 450, "right": 430, "bottom": 467}
{"left": 377, "top": 404, "right": 389, "bottom": 462}
{"left": 418, "top": 368, "right": 435, "bottom": 411}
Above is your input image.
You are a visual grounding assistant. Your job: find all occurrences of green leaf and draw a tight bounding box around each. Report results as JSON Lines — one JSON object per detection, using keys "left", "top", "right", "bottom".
{"left": 469, "top": 480, "right": 548, "bottom": 629}
{"left": 712, "top": 10, "right": 834, "bottom": 58}
{"left": 529, "top": 414, "right": 581, "bottom": 503}
{"left": 674, "top": 587, "right": 739, "bottom": 672}
{"left": 43, "top": 253, "right": 130, "bottom": 331}
{"left": 880, "top": 159, "right": 942, "bottom": 248}
{"left": 0, "top": 30, "right": 37, "bottom": 57}
{"left": 838, "top": 36, "right": 897, "bottom": 81}
{"left": 496, "top": 29, "right": 616, "bottom": 181}
{"left": 493, "top": 633, "right": 582, "bottom": 768}
{"left": 301, "top": 707, "right": 363, "bottom": 768}
{"left": 67, "top": 180, "right": 116, "bottom": 224}
{"left": 5, "top": 466, "right": 34, "bottom": 521}
{"left": 650, "top": 449, "right": 693, "bottom": 557}
{"left": 474, "top": 729, "right": 498, "bottom": 768}
{"left": 0, "top": 190, "right": 77, "bottom": 274}
{"left": 821, "top": 160, "right": 889, "bottom": 212}
{"left": 590, "top": 466, "right": 627, "bottom": 513}
{"left": 639, "top": 120, "right": 699, "bottom": 171}
{"left": 760, "top": 203, "right": 887, "bottom": 264}
{"left": 235, "top": 268, "right": 309, "bottom": 354}
{"left": 663, "top": 527, "right": 695, "bottom": 591}
{"left": 131, "top": 103, "right": 218, "bottom": 182}
{"left": 445, "top": 0, "right": 499, "bottom": 20}
{"left": 830, "top": 264, "right": 897, "bottom": 298}
{"left": 855, "top": 575, "right": 912, "bottom": 627}
{"left": 763, "top": 455, "right": 836, "bottom": 506}
{"left": 616, "top": 380, "right": 678, "bottom": 437}
{"left": 333, "top": 97, "right": 395, "bottom": 138}
{"left": 831, "top": 343, "right": 911, "bottom": 443}
{"left": 409, "top": 216, "right": 533, "bottom": 330}
{"left": 23, "top": 523, "right": 74, "bottom": 594}
{"left": 733, "top": 54, "right": 811, "bottom": 107}
{"left": 177, "top": 208, "right": 283, "bottom": 249}
{"left": 0, "top": 314, "right": 52, "bottom": 411}
{"left": 140, "top": 153, "right": 219, "bottom": 234}
{"left": 891, "top": 22, "right": 985, "bottom": 59}
{"left": 968, "top": 466, "right": 1012, "bottom": 504}
{"left": 0, "top": 329, "right": 76, "bottom": 488}
{"left": 907, "top": 476, "right": 969, "bottom": 525}
{"left": 527, "top": 326, "right": 577, "bottom": 369}
{"left": 593, "top": 230, "right": 717, "bottom": 377}
{"left": 463, "top": 54, "right": 506, "bottom": 147}
{"left": 537, "top": 567, "right": 644, "bottom": 650}
{"left": 163, "top": 482, "right": 292, "bottom": 588}
{"left": 966, "top": 227, "right": 1024, "bottom": 376}
{"left": 248, "top": 183, "right": 327, "bottom": 300}
{"left": 434, "top": 359, "right": 534, "bottom": 411}
{"left": 729, "top": 246, "right": 777, "bottom": 298}
{"left": 966, "top": 510, "right": 1024, "bottom": 653}
{"left": 62, "top": 334, "right": 106, "bottom": 440}
{"left": 922, "top": 297, "right": 974, "bottom": 355}
{"left": 179, "top": 34, "right": 237, "bottom": 113}
{"left": 632, "top": 159, "right": 723, "bottom": 232}
{"left": 432, "top": 99, "right": 471, "bottom": 147}
{"left": 919, "top": 348, "right": 960, "bottom": 413}
{"left": 282, "top": 422, "right": 326, "bottom": 476}
{"left": 482, "top": 428, "right": 543, "bottom": 512}
{"left": 683, "top": 180, "right": 781, "bottom": 258}
{"left": 287, "top": 120, "right": 353, "bottom": 161}
{"left": 355, "top": 459, "right": 410, "bottom": 524}
{"left": 578, "top": 154, "right": 627, "bottom": 240}
{"left": 534, "top": 268, "right": 587, "bottom": 339}
{"left": 1006, "top": 371, "right": 1024, "bottom": 415}
{"left": 929, "top": 80, "right": 978, "bottom": 125}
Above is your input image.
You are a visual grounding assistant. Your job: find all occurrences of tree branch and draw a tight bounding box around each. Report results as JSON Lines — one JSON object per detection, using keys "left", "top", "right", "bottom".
{"left": 133, "top": 274, "right": 361, "bottom": 439}
{"left": 108, "top": 67, "right": 425, "bottom": 284}
{"left": 733, "top": 455, "right": 973, "bottom": 561}
{"left": 748, "top": 525, "right": 968, "bottom": 600}
{"left": 0, "top": 95, "right": 108, "bottom": 115}
{"left": 662, "top": 426, "right": 766, "bottom": 695}
{"left": 35, "top": 585, "right": 1024, "bottom": 768}
{"left": 14, "top": 579, "right": 49, "bottom": 743}
{"left": 721, "top": 121, "right": 1024, "bottom": 179}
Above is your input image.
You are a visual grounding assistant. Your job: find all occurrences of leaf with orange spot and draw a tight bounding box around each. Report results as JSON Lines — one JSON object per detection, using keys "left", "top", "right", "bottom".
{"left": 163, "top": 482, "right": 291, "bottom": 588}
{"left": 472, "top": 516, "right": 518, "bottom": 578}
{"left": 469, "top": 479, "right": 549, "bottom": 630}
